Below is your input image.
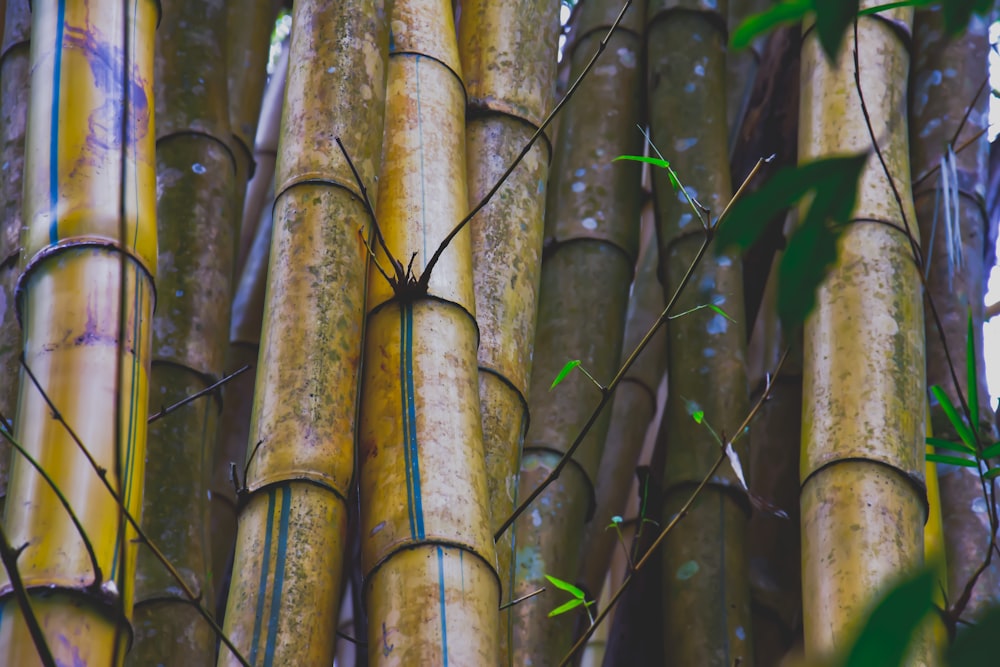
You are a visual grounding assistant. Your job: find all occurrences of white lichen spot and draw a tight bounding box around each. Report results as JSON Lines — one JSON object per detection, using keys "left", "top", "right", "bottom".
{"left": 327, "top": 66, "right": 336, "bottom": 74}
{"left": 575, "top": 168, "right": 586, "bottom": 178}
{"left": 675, "top": 137, "right": 698, "bottom": 152}
{"left": 572, "top": 181, "right": 586, "bottom": 193}
{"left": 1, "top": 161, "right": 7, "bottom": 171}
{"left": 616, "top": 46, "right": 637, "bottom": 69}
{"left": 944, "top": 67, "right": 957, "bottom": 78}
{"left": 694, "top": 62, "right": 705, "bottom": 77}
{"left": 595, "top": 148, "right": 606, "bottom": 157}
{"left": 972, "top": 496, "right": 988, "bottom": 514}
{"left": 678, "top": 185, "right": 698, "bottom": 203}
{"left": 175, "top": 289, "right": 184, "bottom": 298}
{"left": 717, "top": 255, "right": 732, "bottom": 267}
{"left": 678, "top": 212, "right": 693, "bottom": 228}
{"left": 735, "top": 626, "right": 746, "bottom": 640}
{"left": 919, "top": 117, "right": 942, "bottom": 138}
{"left": 531, "top": 508, "right": 542, "bottom": 527}
{"left": 191, "top": 163, "right": 206, "bottom": 174}
{"left": 703, "top": 348, "right": 716, "bottom": 358}
{"left": 581, "top": 217, "right": 598, "bottom": 230}
{"left": 685, "top": 82, "right": 696, "bottom": 93}
{"left": 676, "top": 560, "right": 699, "bottom": 580}
{"left": 705, "top": 0, "right": 718, "bottom": 8}
{"left": 707, "top": 313, "right": 728, "bottom": 335}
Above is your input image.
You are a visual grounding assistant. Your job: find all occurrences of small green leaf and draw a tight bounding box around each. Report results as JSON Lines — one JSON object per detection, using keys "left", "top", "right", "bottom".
{"left": 926, "top": 453, "right": 978, "bottom": 468}
{"left": 730, "top": 0, "right": 811, "bottom": 50}
{"left": 548, "top": 598, "right": 585, "bottom": 618}
{"left": 930, "top": 385, "right": 977, "bottom": 451}
{"left": 814, "top": 0, "right": 860, "bottom": 64}
{"left": 980, "top": 442, "right": 1000, "bottom": 460}
{"left": 926, "top": 436, "right": 975, "bottom": 455}
{"left": 544, "top": 574, "right": 585, "bottom": 600}
{"left": 613, "top": 154, "right": 670, "bottom": 170}
{"left": 985, "top": 468, "right": 1000, "bottom": 481}
{"left": 692, "top": 410, "right": 704, "bottom": 424}
{"left": 842, "top": 568, "right": 934, "bottom": 667}
{"left": 946, "top": 603, "right": 1000, "bottom": 666}
{"left": 549, "top": 360, "right": 582, "bottom": 391}
{"left": 708, "top": 304, "right": 735, "bottom": 322}
{"left": 967, "top": 312, "right": 980, "bottom": 437}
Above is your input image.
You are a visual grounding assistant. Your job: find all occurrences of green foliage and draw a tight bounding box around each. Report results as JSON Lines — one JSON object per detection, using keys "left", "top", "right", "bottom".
{"left": 544, "top": 574, "right": 593, "bottom": 620}
{"left": 715, "top": 153, "right": 868, "bottom": 333}
{"left": 549, "top": 360, "right": 582, "bottom": 391}
{"left": 946, "top": 605, "right": 1000, "bottom": 666}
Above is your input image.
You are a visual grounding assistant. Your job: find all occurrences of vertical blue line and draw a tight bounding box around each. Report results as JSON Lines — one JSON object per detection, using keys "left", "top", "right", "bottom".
{"left": 249, "top": 488, "right": 277, "bottom": 665}
{"left": 437, "top": 546, "right": 449, "bottom": 666}
{"left": 49, "top": 0, "right": 67, "bottom": 245}
{"left": 403, "top": 304, "right": 424, "bottom": 539}
{"left": 264, "top": 484, "right": 292, "bottom": 665}
{"left": 400, "top": 305, "right": 417, "bottom": 539}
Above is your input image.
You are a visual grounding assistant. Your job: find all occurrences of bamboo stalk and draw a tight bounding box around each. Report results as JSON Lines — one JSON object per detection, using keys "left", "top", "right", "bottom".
{"left": 726, "top": 0, "right": 770, "bottom": 153}
{"left": 646, "top": 0, "right": 754, "bottom": 663}
{"left": 128, "top": 0, "right": 236, "bottom": 661}
{"left": 218, "top": 2, "right": 389, "bottom": 664}
{"left": 358, "top": 1, "right": 499, "bottom": 662}
{"left": 510, "top": 0, "right": 646, "bottom": 662}
{"left": 457, "top": 1, "right": 559, "bottom": 662}
{"left": 909, "top": 8, "right": 999, "bottom": 618}
{"left": 0, "top": 0, "right": 158, "bottom": 662}
{"left": 0, "top": 0, "right": 31, "bottom": 516}
{"left": 799, "top": 5, "right": 931, "bottom": 663}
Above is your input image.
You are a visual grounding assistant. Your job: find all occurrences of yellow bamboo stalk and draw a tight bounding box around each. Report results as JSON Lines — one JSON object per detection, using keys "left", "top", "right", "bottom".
{"left": 910, "top": 9, "right": 999, "bottom": 617}
{"left": 646, "top": 0, "right": 754, "bottom": 663}
{"left": 0, "top": 0, "right": 31, "bottom": 515}
{"left": 227, "top": 0, "right": 281, "bottom": 264}
{"left": 0, "top": 0, "right": 157, "bottom": 662}
{"left": 358, "top": 0, "right": 499, "bottom": 663}
{"left": 218, "top": 2, "right": 389, "bottom": 664}
{"left": 127, "top": 0, "right": 236, "bottom": 661}
{"left": 210, "top": 48, "right": 286, "bottom": 606}
{"left": 799, "top": 5, "right": 930, "bottom": 662}
{"left": 510, "top": 0, "right": 646, "bottom": 662}
{"left": 457, "top": 1, "right": 559, "bottom": 662}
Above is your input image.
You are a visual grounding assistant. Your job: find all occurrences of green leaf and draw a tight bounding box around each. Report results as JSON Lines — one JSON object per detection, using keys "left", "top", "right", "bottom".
{"left": 985, "top": 468, "right": 1000, "bottom": 481}
{"left": 941, "top": 0, "right": 994, "bottom": 34}
{"left": 613, "top": 155, "right": 670, "bottom": 171}
{"left": 814, "top": 0, "right": 859, "bottom": 64}
{"left": 926, "top": 436, "right": 975, "bottom": 455}
{"left": 980, "top": 441, "right": 1000, "bottom": 460}
{"left": 946, "top": 604, "right": 1000, "bottom": 666}
{"left": 926, "top": 453, "right": 979, "bottom": 468}
{"left": 966, "top": 312, "right": 980, "bottom": 437}
{"left": 544, "top": 574, "right": 585, "bottom": 600}
{"left": 708, "top": 304, "right": 735, "bottom": 322}
{"left": 549, "top": 360, "right": 581, "bottom": 391}
{"left": 930, "top": 385, "right": 977, "bottom": 451}
{"left": 730, "top": 0, "right": 811, "bottom": 50}
{"left": 548, "top": 598, "right": 585, "bottom": 618}
{"left": 692, "top": 410, "right": 704, "bottom": 424}
{"left": 842, "top": 568, "right": 934, "bottom": 667}
{"left": 857, "top": 1, "right": 934, "bottom": 18}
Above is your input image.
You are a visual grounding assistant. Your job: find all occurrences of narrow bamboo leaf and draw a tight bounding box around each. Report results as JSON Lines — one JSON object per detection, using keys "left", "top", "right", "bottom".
{"left": 775, "top": 153, "right": 868, "bottom": 332}
{"left": 926, "top": 436, "right": 975, "bottom": 455}
{"left": 980, "top": 442, "right": 1000, "bottom": 460}
{"left": 730, "top": 0, "right": 812, "bottom": 50}
{"left": 724, "top": 442, "right": 748, "bottom": 490}
{"left": 692, "top": 410, "right": 704, "bottom": 424}
{"left": 966, "top": 312, "right": 980, "bottom": 436}
{"left": 857, "top": 1, "right": 933, "bottom": 16}
{"left": 613, "top": 154, "right": 670, "bottom": 170}
{"left": 548, "top": 598, "right": 585, "bottom": 618}
{"left": 842, "top": 568, "right": 934, "bottom": 667}
{"left": 814, "top": 0, "right": 860, "bottom": 63}
{"left": 549, "top": 360, "right": 582, "bottom": 391}
{"left": 544, "top": 574, "right": 585, "bottom": 600}
{"left": 708, "top": 304, "right": 735, "bottom": 322}
{"left": 946, "top": 604, "right": 1000, "bottom": 666}
{"left": 716, "top": 154, "right": 867, "bottom": 255}
{"left": 930, "top": 385, "right": 977, "bottom": 451}
{"left": 925, "top": 453, "right": 979, "bottom": 468}
{"left": 985, "top": 468, "right": 1000, "bottom": 481}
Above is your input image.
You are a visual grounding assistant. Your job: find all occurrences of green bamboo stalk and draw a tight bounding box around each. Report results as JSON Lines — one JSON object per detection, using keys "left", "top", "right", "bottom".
{"left": 646, "top": 1, "right": 754, "bottom": 664}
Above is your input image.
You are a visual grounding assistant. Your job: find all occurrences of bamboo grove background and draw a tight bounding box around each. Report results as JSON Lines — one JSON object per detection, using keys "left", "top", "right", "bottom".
{"left": 0, "top": 0, "right": 998, "bottom": 665}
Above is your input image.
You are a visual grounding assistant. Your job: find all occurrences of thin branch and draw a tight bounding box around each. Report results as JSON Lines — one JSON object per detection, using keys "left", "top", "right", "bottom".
{"left": 147, "top": 364, "right": 251, "bottom": 423}
{"left": 0, "top": 526, "right": 57, "bottom": 667}
{"left": 18, "top": 357, "right": 252, "bottom": 667}
{"left": 912, "top": 127, "right": 987, "bottom": 188}
{"left": 494, "top": 155, "right": 770, "bottom": 541}
{"left": 948, "top": 75, "right": 988, "bottom": 150}
{"left": 557, "top": 350, "right": 788, "bottom": 666}
{"left": 417, "top": 0, "right": 634, "bottom": 292}
{"left": 500, "top": 587, "right": 546, "bottom": 611}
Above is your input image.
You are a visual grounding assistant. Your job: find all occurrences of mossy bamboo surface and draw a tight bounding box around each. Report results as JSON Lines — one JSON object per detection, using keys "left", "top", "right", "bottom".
{"left": 910, "top": 9, "right": 999, "bottom": 617}
{"left": 799, "top": 6, "right": 930, "bottom": 662}
{"left": 129, "top": 0, "right": 235, "bottom": 661}
{"left": 578, "top": 207, "right": 665, "bottom": 600}
{"left": 646, "top": 1, "right": 753, "bottom": 664}
{"left": 358, "top": 1, "right": 499, "bottom": 663}
{"left": 227, "top": 0, "right": 281, "bottom": 258}
{"left": 457, "top": 1, "right": 558, "bottom": 661}
{"left": 747, "top": 253, "right": 802, "bottom": 667}
{"left": 0, "top": 0, "right": 31, "bottom": 514}
{"left": 218, "top": 2, "right": 389, "bottom": 665}
{"left": 210, "top": 51, "right": 285, "bottom": 605}
{"left": 0, "top": 0, "right": 158, "bottom": 662}
{"left": 510, "top": 0, "right": 645, "bottom": 661}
